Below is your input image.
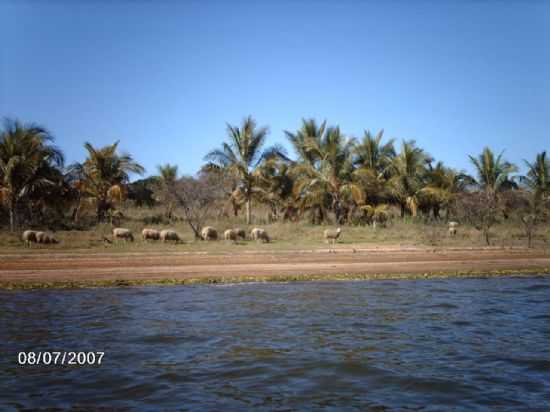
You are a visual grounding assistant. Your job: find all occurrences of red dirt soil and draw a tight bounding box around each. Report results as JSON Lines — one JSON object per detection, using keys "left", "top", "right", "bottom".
{"left": 1, "top": 246, "right": 549, "bottom": 283}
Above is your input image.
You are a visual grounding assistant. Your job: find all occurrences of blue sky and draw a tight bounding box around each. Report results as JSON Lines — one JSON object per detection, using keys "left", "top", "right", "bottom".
{"left": 1, "top": 0, "right": 548, "bottom": 178}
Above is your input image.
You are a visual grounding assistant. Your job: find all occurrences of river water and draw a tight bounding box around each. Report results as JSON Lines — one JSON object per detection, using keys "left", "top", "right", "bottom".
{"left": 1, "top": 277, "right": 550, "bottom": 411}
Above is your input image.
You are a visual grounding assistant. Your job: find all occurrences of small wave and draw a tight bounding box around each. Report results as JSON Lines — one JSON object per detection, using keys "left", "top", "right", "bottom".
{"left": 524, "top": 284, "right": 550, "bottom": 291}
{"left": 137, "top": 334, "right": 184, "bottom": 345}
{"left": 426, "top": 303, "right": 459, "bottom": 310}
{"left": 429, "top": 288, "right": 451, "bottom": 293}
{"left": 401, "top": 376, "right": 474, "bottom": 395}
{"left": 500, "top": 357, "right": 550, "bottom": 372}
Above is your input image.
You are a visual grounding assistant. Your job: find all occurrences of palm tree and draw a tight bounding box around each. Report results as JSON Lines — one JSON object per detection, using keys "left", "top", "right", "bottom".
{"left": 418, "top": 162, "right": 473, "bottom": 219}
{"left": 387, "top": 140, "right": 430, "bottom": 217}
{"left": 0, "top": 119, "right": 64, "bottom": 231}
{"left": 468, "top": 147, "right": 517, "bottom": 195}
{"left": 284, "top": 118, "right": 326, "bottom": 166}
{"left": 156, "top": 163, "right": 178, "bottom": 219}
{"left": 204, "top": 116, "right": 275, "bottom": 224}
{"left": 520, "top": 151, "right": 550, "bottom": 202}
{"left": 291, "top": 125, "right": 362, "bottom": 223}
{"left": 69, "top": 141, "right": 144, "bottom": 222}
{"left": 352, "top": 129, "right": 395, "bottom": 208}
{"left": 255, "top": 159, "right": 296, "bottom": 221}
{"left": 158, "top": 163, "right": 178, "bottom": 186}
{"left": 354, "top": 129, "right": 395, "bottom": 174}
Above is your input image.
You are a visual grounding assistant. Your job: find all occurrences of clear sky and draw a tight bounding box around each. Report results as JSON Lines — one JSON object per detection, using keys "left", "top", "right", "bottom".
{"left": 1, "top": 0, "right": 548, "bottom": 178}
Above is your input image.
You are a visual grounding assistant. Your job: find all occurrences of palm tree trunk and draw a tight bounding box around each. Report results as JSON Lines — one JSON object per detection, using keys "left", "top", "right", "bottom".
{"left": 73, "top": 201, "right": 81, "bottom": 224}
{"left": 9, "top": 197, "right": 17, "bottom": 232}
{"left": 433, "top": 205, "right": 440, "bottom": 220}
{"left": 9, "top": 208, "right": 15, "bottom": 232}
{"left": 97, "top": 198, "right": 108, "bottom": 223}
{"left": 246, "top": 198, "right": 251, "bottom": 225}
{"left": 232, "top": 198, "right": 239, "bottom": 217}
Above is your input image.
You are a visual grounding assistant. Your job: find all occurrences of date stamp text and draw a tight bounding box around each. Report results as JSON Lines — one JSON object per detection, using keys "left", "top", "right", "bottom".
{"left": 17, "top": 351, "right": 105, "bottom": 366}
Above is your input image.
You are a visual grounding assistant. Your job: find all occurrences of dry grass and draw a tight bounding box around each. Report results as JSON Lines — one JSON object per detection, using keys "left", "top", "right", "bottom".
{"left": 1, "top": 205, "right": 549, "bottom": 254}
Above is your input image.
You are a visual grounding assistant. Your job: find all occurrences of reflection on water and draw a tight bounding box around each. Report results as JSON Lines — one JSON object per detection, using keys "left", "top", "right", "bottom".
{"left": 1, "top": 277, "right": 550, "bottom": 411}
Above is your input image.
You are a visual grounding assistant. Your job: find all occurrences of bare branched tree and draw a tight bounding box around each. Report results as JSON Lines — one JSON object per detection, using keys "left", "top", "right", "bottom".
{"left": 456, "top": 191, "right": 500, "bottom": 245}
{"left": 503, "top": 189, "right": 549, "bottom": 248}
{"left": 170, "top": 172, "right": 224, "bottom": 239}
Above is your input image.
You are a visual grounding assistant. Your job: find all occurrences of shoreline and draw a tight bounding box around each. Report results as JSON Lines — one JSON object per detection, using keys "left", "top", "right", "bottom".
{"left": 1, "top": 268, "right": 550, "bottom": 290}
{"left": 1, "top": 246, "right": 550, "bottom": 289}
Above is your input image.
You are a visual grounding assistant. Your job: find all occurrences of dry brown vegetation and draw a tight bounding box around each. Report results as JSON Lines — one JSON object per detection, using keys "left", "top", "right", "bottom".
{"left": 2, "top": 117, "right": 549, "bottom": 257}
{"left": 1, "top": 204, "right": 549, "bottom": 254}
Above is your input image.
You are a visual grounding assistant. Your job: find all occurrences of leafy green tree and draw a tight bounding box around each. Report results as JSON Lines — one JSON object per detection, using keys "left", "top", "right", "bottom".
{"left": 352, "top": 129, "right": 395, "bottom": 208}
{"left": 520, "top": 151, "right": 550, "bottom": 203}
{"left": 291, "top": 125, "right": 361, "bottom": 223}
{"left": 69, "top": 141, "right": 144, "bottom": 222}
{"left": 127, "top": 177, "right": 157, "bottom": 208}
{"left": 387, "top": 140, "right": 430, "bottom": 217}
{"left": 418, "top": 162, "right": 473, "bottom": 219}
{"left": 255, "top": 159, "right": 296, "bottom": 221}
{"left": 284, "top": 118, "right": 326, "bottom": 167}
{"left": 156, "top": 163, "right": 179, "bottom": 219}
{"left": 353, "top": 129, "right": 395, "bottom": 174}
{"left": 204, "top": 116, "right": 276, "bottom": 224}
{"left": 468, "top": 147, "right": 517, "bottom": 195}
{"left": 0, "top": 119, "right": 64, "bottom": 231}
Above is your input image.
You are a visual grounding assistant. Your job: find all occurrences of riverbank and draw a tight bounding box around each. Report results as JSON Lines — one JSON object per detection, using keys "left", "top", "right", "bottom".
{"left": 1, "top": 246, "right": 550, "bottom": 289}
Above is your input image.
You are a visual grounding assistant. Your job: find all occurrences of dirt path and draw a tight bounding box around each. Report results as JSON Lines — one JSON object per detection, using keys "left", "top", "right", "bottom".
{"left": 1, "top": 247, "right": 549, "bottom": 283}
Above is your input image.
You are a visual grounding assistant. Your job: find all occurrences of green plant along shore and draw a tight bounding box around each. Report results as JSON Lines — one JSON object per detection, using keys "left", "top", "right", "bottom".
{"left": 1, "top": 116, "right": 549, "bottom": 249}
{"left": 1, "top": 269, "right": 550, "bottom": 290}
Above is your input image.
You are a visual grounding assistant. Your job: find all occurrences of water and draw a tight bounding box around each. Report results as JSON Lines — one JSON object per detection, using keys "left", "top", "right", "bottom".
{"left": 1, "top": 277, "right": 550, "bottom": 411}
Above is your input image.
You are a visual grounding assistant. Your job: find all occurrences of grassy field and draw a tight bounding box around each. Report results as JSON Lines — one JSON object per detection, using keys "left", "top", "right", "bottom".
{"left": 1, "top": 205, "right": 548, "bottom": 253}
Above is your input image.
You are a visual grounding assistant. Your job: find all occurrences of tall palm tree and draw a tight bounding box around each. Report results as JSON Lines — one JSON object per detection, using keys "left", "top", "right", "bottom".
{"left": 69, "top": 141, "right": 144, "bottom": 222}
{"left": 291, "top": 125, "right": 361, "bottom": 223}
{"left": 352, "top": 129, "right": 395, "bottom": 207}
{"left": 354, "top": 129, "right": 395, "bottom": 174}
{"left": 387, "top": 140, "right": 430, "bottom": 217}
{"left": 0, "top": 119, "right": 64, "bottom": 231}
{"left": 520, "top": 151, "right": 550, "bottom": 202}
{"left": 418, "top": 161, "right": 473, "bottom": 219}
{"left": 204, "top": 116, "right": 275, "bottom": 224}
{"left": 255, "top": 159, "right": 296, "bottom": 221}
{"left": 284, "top": 118, "right": 326, "bottom": 167}
{"left": 468, "top": 147, "right": 517, "bottom": 195}
{"left": 157, "top": 164, "right": 178, "bottom": 186}
{"left": 156, "top": 163, "right": 178, "bottom": 219}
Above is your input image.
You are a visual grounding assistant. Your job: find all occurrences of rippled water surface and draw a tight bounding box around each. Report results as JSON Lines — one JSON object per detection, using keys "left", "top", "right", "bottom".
{"left": 2, "top": 277, "right": 550, "bottom": 411}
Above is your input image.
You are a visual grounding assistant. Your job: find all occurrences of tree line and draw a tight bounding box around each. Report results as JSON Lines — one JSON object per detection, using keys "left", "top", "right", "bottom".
{"left": 1, "top": 116, "right": 549, "bottom": 245}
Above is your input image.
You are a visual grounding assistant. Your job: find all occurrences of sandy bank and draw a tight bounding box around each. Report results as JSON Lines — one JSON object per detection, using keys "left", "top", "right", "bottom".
{"left": 1, "top": 246, "right": 549, "bottom": 288}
